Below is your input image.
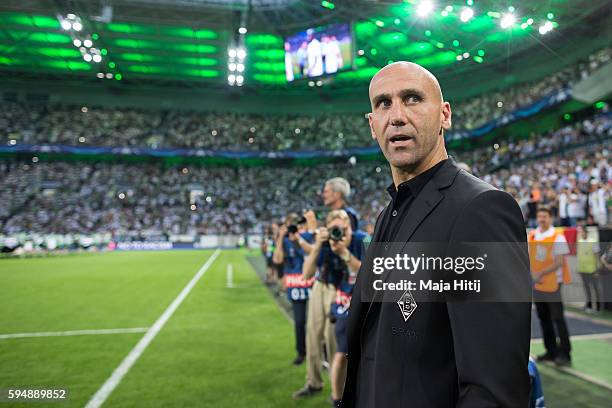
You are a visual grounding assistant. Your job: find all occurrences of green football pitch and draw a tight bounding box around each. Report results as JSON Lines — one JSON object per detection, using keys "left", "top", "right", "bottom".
{"left": 1, "top": 250, "right": 611, "bottom": 407}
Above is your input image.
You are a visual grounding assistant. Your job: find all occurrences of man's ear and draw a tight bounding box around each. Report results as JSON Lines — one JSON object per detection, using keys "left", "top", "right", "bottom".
{"left": 368, "top": 112, "right": 377, "bottom": 140}
{"left": 441, "top": 102, "right": 452, "bottom": 131}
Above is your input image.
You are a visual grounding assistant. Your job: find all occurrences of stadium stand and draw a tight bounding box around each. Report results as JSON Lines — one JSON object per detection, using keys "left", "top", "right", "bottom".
{"left": 1, "top": 114, "right": 609, "bottom": 238}
{"left": 2, "top": 48, "right": 609, "bottom": 152}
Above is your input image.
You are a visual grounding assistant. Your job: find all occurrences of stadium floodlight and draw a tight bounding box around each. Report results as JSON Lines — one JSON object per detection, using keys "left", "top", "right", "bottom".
{"left": 228, "top": 74, "right": 236, "bottom": 84}
{"left": 236, "top": 75, "right": 244, "bottom": 85}
{"left": 238, "top": 27, "right": 247, "bottom": 34}
{"left": 308, "top": 81, "right": 315, "bottom": 87}
{"left": 72, "top": 22, "right": 82, "bottom": 31}
{"left": 500, "top": 13, "right": 516, "bottom": 29}
{"left": 106, "top": 73, "right": 113, "bottom": 79}
{"left": 228, "top": 48, "right": 237, "bottom": 58}
{"left": 96, "top": 72, "right": 104, "bottom": 78}
{"left": 462, "top": 52, "right": 470, "bottom": 58}
{"left": 228, "top": 63, "right": 236, "bottom": 71}
{"left": 61, "top": 20, "right": 72, "bottom": 30}
{"left": 83, "top": 39, "right": 92, "bottom": 48}
{"left": 93, "top": 54, "right": 102, "bottom": 63}
{"left": 73, "top": 39, "right": 82, "bottom": 47}
{"left": 236, "top": 48, "right": 247, "bottom": 60}
{"left": 67, "top": 13, "right": 76, "bottom": 19}
{"left": 83, "top": 53, "right": 92, "bottom": 62}
{"left": 416, "top": 1, "right": 434, "bottom": 18}
{"left": 539, "top": 21, "right": 553, "bottom": 35}
{"left": 357, "top": 49, "right": 365, "bottom": 56}
{"left": 460, "top": 7, "right": 474, "bottom": 22}
{"left": 236, "top": 63, "right": 244, "bottom": 73}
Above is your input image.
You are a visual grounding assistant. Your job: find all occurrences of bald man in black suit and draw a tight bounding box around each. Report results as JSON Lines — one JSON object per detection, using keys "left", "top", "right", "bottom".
{"left": 341, "top": 62, "right": 532, "bottom": 408}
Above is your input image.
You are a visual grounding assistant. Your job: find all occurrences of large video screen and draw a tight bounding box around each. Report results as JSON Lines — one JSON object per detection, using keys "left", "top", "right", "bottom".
{"left": 284, "top": 23, "right": 353, "bottom": 82}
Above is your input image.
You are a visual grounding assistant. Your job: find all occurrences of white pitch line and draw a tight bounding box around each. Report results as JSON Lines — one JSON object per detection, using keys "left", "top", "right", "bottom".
{"left": 85, "top": 249, "right": 220, "bottom": 408}
{"left": 227, "top": 264, "right": 233, "bottom": 288}
{"left": 531, "top": 332, "right": 612, "bottom": 344}
{"left": 0, "top": 327, "right": 149, "bottom": 340}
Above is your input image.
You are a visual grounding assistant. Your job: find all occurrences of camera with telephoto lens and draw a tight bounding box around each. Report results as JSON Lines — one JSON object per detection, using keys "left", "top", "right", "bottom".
{"left": 328, "top": 226, "right": 344, "bottom": 241}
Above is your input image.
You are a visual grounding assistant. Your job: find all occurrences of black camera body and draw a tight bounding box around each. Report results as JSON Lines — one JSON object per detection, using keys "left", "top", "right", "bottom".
{"left": 329, "top": 226, "right": 344, "bottom": 241}
{"left": 287, "top": 214, "right": 307, "bottom": 235}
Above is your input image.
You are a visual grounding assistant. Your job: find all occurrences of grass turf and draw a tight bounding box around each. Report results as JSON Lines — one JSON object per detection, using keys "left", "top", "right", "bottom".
{"left": 0, "top": 250, "right": 329, "bottom": 407}
{"left": 1, "top": 249, "right": 611, "bottom": 407}
{"left": 531, "top": 338, "right": 612, "bottom": 386}
{"left": 535, "top": 363, "right": 612, "bottom": 408}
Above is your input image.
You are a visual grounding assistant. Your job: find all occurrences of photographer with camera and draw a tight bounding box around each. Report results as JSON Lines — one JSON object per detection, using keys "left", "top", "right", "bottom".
{"left": 293, "top": 210, "right": 366, "bottom": 406}
{"left": 273, "top": 212, "right": 316, "bottom": 365}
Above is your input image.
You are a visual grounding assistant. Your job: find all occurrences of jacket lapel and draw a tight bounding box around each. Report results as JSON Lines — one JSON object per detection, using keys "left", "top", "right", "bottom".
{"left": 366, "top": 160, "right": 461, "bottom": 304}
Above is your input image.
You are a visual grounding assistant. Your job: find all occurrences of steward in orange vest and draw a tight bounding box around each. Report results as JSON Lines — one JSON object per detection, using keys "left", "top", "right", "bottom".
{"left": 529, "top": 206, "right": 572, "bottom": 366}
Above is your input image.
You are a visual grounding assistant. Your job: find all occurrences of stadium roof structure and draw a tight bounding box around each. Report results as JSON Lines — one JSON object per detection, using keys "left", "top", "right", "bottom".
{"left": 0, "top": 0, "right": 610, "bottom": 100}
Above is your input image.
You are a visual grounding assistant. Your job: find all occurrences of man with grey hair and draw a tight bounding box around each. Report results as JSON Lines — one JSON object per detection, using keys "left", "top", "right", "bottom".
{"left": 322, "top": 177, "right": 359, "bottom": 231}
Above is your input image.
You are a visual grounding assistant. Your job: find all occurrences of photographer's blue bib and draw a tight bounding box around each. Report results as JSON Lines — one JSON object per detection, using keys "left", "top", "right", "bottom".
{"left": 317, "top": 230, "right": 367, "bottom": 318}
{"left": 283, "top": 232, "right": 314, "bottom": 302}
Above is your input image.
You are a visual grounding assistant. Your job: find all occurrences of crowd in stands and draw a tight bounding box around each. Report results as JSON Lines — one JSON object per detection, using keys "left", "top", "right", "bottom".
{"left": 455, "top": 47, "right": 611, "bottom": 130}
{"left": 2, "top": 48, "right": 609, "bottom": 152}
{"left": 1, "top": 114, "right": 610, "bottom": 237}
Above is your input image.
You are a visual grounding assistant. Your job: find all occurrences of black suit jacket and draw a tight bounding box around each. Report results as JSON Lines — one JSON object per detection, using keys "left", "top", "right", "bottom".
{"left": 342, "top": 160, "right": 531, "bottom": 408}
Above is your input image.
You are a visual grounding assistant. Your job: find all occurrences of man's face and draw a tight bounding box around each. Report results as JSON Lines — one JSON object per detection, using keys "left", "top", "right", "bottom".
{"left": 322, "top": 184, "right": 339, "bottom": 207}
{"left": 537, "top": 211, "right": 552, "bottom": 230}
{"left": 368, "top": 64, "right": 451, "bottom": 170}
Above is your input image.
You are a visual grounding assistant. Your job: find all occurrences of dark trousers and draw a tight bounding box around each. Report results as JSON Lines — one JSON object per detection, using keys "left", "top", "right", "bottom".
{"left": 534, "top": 289, "right": 571, "bottom": 358}
{"left": 579, "top": 272, "right": 600, "bottom": 311}
{"left": 292, "top": 299, "right": 307, "bottom": 357}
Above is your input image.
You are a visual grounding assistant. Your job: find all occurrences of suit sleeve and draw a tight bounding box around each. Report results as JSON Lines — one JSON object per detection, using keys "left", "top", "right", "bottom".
{"left": 447, "top": 189, "right": 532, "bottom": 408}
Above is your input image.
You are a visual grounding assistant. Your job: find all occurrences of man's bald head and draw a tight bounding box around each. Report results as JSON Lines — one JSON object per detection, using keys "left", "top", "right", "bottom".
{"left": 366, "top": 61, "right": 452, "bottom": 183}
{"left": 369, "top": 62, "right": 443, "bottom": 107}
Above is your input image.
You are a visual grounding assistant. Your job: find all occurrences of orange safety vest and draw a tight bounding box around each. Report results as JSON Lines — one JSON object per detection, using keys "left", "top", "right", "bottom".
{"left": 528, "top": 228, "right": 572, "bottom": 292}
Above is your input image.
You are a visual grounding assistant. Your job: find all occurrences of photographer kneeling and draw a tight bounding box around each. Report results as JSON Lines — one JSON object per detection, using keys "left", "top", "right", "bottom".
{"left": 298, "top": 210, "right": 366, "bottom": 407}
